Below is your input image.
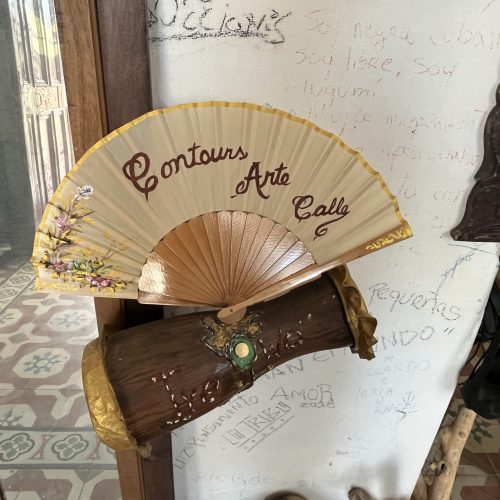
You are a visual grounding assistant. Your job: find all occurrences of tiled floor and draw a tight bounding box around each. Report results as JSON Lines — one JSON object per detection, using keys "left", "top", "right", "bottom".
{"left": 0, "top": 259, "right": 498, "bottom": 499}
{"left": 0, "top": 259, "right": 120, "bottom": 499}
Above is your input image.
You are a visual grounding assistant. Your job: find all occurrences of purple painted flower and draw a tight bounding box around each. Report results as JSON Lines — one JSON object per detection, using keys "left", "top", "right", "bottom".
{"left": 85, "top": 275, "right": 112, "bottom": 288}
{"left": 48, "top": 261, "right": 67, "bottom": 273}
{"left": 55, "top": 215, "right": 71, "bottom": 232}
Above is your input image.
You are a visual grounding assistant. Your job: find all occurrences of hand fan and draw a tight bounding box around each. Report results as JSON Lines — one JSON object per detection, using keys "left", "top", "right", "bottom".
{"left": 32, "top": 101, "right": 411, "bottom": 321}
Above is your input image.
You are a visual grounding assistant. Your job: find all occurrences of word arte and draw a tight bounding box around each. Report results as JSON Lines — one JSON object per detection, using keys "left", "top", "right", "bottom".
{"left": 122, "top": 144, "right": 350, "bottom": 238}
{"left": 149, "top": 0, "right": 292, "bottom": 44}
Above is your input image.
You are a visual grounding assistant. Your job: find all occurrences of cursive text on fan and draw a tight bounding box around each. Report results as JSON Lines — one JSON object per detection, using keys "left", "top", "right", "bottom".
{"left": 231, "top": 161, "right": 290, "bottom": 199}
{"left": 293, "top": 195, "right": 350, "bottom": 239}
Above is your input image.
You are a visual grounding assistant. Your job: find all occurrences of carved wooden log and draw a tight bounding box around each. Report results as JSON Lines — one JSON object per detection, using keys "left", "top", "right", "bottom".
{"left": 82, "top": 267, "right": 377, "bottom": 452}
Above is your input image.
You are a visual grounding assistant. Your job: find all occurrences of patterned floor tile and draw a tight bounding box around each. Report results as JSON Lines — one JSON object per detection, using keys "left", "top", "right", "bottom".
{"left": 0, "top": 283, "right": 98, "bottom": 393}
{"left": 487, "top": 452, "right": 500, "bottom": 476}
{"left": 79, "top": 470, "right": 121, "bottom": 500}
{"left": 0, "top": 263, "right": 117, "bottom": 499}
{"left": 0, "top": 468, "right": 88, "bottom": 500}
{"left": 0, "top": 390, "right": 91, "bottom": 430}
{"left": 0, "top": 263, "right": 35, "bottom": 315}
{"left": 0, "top": 429, "right": 115, "bottom": 469}
{"left": 1, "top": 468, "right": 121, "bottom": 500}
{"left": 458, "top": 447, "right": 496, "bottom": 476}
{"left": 451, "top": 475, "right": 500, "bottom": 500}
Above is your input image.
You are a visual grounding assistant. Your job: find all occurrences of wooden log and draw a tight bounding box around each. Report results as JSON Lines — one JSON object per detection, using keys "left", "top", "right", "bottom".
{"left": 83, "top": 272, "right": 376, "bottom": 450}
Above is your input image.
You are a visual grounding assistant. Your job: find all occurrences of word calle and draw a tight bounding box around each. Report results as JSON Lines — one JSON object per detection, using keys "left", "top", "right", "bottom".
{"left": 293, "top": 195, "right": 350, "bottom": 238}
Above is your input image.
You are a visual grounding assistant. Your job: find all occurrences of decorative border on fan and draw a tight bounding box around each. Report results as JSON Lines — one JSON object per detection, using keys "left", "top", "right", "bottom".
{"left": 31, "top": 101, "right": 412, "bottom": 297}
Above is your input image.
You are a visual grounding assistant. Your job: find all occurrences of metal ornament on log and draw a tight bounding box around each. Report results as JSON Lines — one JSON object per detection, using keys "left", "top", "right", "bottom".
{"left": 82, "top": 267, "right": 377, "bottom": 452}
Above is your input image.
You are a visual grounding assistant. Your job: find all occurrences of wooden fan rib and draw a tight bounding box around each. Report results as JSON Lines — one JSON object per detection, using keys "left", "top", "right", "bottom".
{"left": 228, "top": 211, "right": 246, "bottom": 301}
{"left": 155, "top": 234, "right": 218, "bottom": 295}
{"left": 236, "top": 217, "right": 276, "bottom": 282}
{"left": 233, "top": 217, "right": 276, "bottom": 297}
{"left": 235, "top": 238, "right": 311, "bottom": 301}
{"left": 142, "top": 241, "right": 222, "bottom": 302}
{"left": 139, "top": 259, "right": 220, "bottom": 305}
{"left": 138, "top": 290, "right": 215, "bottom": 307}
{"left": 172, "top": 217, "right": 227, "bottom": 297}
{"left": 201, "top": 213, "right": 230, "bottom": 302}
{"left": 231, "top": 212, "right": 261, "bottom": 301}
{"left": 233, "top": 224, "right": 292, "bottom": 300}
{"left": 189, "top": 216, "right": 224, "bottom": 297}
{"left": 240, "top": 254, "right": 317, "bottom": 300}
{"left": 216, "top": 211, "right": 233, "bottom": 303}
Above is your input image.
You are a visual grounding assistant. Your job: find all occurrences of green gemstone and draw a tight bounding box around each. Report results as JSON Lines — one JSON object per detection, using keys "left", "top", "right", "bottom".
{"left": 230, "top": 336, "right": 256, "bottom": 370}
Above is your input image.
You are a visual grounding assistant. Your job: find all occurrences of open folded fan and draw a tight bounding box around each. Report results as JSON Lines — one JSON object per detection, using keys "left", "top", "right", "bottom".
{"left": 32, "top": 102, "right": 412, "bottom": 321}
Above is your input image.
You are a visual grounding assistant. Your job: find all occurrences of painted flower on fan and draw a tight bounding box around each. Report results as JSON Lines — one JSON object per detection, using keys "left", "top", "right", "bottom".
{"left": 39, "top": 188, "right": 130, "bottom": 292}
{"left": 42, "top": 256, "right": 67, "bottom": 274}
{"left": 69, "top": 260, "right": 88, "bottom": 277}
{"left": 84, "top": 275, "right": 112, "bottom": 287}
{"left": 55, "top": 214, "right": 72, "bottom": 233}
{"left": 87, "top": 258, "right": 105, "bottom": 273}
{"left": 75, "top": 185, "right": 94, "bottom": 200}
{"left": 49, "top": 261, "right": 67, "bottom": 273}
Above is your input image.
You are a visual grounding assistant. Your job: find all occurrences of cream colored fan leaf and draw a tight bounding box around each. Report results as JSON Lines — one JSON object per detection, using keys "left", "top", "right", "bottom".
{"left": 31, "top": 101, "right": 412, "bottom": 315}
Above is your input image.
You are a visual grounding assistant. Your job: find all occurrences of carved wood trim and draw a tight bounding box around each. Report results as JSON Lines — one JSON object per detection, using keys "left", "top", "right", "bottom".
{"left": 451, "top": 84, "right": 500, "bottom": 242}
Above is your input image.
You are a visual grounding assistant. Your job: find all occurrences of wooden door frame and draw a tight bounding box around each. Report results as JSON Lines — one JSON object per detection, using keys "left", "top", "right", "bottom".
{"left": 54, "top": 1, "right": 174, "bottom": 498}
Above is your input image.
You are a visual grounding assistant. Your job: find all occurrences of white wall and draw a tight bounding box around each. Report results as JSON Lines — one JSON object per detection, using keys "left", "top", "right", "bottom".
{"left": 148, "top": 1, "right": 500, "bottom": 498}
